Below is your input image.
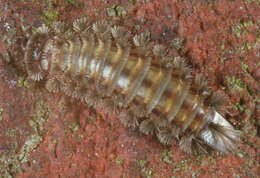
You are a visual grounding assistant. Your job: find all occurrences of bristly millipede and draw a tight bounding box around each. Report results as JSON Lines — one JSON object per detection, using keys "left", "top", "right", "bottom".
{"left": 24, "top": 17, "right": 240, "bottom": 154}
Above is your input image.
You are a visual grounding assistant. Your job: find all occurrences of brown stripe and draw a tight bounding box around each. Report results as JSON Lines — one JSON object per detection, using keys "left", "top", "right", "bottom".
{"left": 189, "top": 105, "right": 210, "bottom": 133}
{"left": 124, "top": 57, "right": 151, "bottom": 106}
{"left": 167, "top": 79, "right": 191, "bottom": 122}
{"left": 182, "top": 95, "right": 205, "bottom": 132}
{"left": 146, "top": 68, "right": 172, "bottom": 114}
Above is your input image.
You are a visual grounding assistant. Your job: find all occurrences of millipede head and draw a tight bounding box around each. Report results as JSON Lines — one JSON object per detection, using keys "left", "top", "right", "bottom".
{"left": 24, "top": 24, "right": 52, "bottom": 81}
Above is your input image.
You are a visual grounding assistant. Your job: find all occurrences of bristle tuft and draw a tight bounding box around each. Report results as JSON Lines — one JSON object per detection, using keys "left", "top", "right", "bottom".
{"left": 171, "top": 125, "right": 180, "bottom": 139}
{"left": 45, "top": 78, "right": 61, "bottom": 93}
{"left": 73, "top": 17, "right": 89, "bottom": 32}
{"left": 63, "top": 29, "right": 75, "bottom": 39}
{"left": 180, "top": 134, "right": 211, "bottom": 154}
{"left": 140, "top": 119, "right": 156, "bottom": 135}
{"left": 172, "top": 57, "right": 192, "bottom": 79}
{"left": 84, "top": 92, "right": 99, "bottom": 106}
{"left": 179, "top": 134, "right": 194, "bottom": 154}
{"left": 133, "top": 31, "right": 150, "bottom": 47}
{"left": 119, "top": 110, "right": 139, "bottom": 128}
{"left": 131, "top": 105, "right": 146, "bottom": 118}
{"left": 156, "top": 128, "right": 173, "bottom": 145}
{"left": 194, "top": 73, "right": 210, "bottom": 95}
{"left": 208, "top": 92, "right": 226, "bottom": 111}
{"left": 153, "top": 44, "right": 168, "bottom": 58}
{"left": 36, "top": 24, "right": 50, "bottom": 34}
{"left": 28, "top": 71, "right": 45, "bottom": 81}
{"left": 111, "top": 26, "right": 130, "bottom": 47}
{"left": 62, "top": 81, "right": 77, "bottom": 97}
{"left": 73, "top": 84, "right": 89, "bottom": 101}
{"left": 51, "top": 21, "right": 66, "bottom": 34}
{"left": 92, "top": 20, "right": 111, "bottom": 40}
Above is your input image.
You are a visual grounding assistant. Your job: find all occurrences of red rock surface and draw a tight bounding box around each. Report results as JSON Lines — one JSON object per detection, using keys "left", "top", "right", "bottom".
{"left": 0, "top": 0, "right": 259, "bottom": 177}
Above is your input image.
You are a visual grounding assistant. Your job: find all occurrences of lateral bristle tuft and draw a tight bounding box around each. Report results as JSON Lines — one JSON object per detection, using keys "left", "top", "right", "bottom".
{"left": 179, "top": 134, "right": 194, "bottom": 154}
{"left": 171, "top": 125, "right": 180, "bottom": 139}
{"left": 62, "top": 81, "right": 77, "bottom": 97}
{"left": 194, "top": 73, "right": 210, "bottom": 95}
{"left": 84, "top": 92, "right": 98, "bottom": 106}
{"left": 28, "top": 71, "right": 45, "bottom": 81}
{"left": 119, "top": 110, "right": 139, "bottom": 128}
{"left": 51, "top": 21, "right": 66, "bottom": 34}
{"left": 181, "top": 134, "right": 211, "bottom": 154}
{"left": 153, "top": 44, "right": 168, "bottom": 58}
{"left": 133, "top": 31, "right": 150, "bottom": 47}
{"left": 73, "top": 17, "right": 89, "bottom": 32}
{"left": 45, "top": 78, "right": 61, "bottom": 93}
{"left": 156, "top": 128, "right": 173, "bottom": 145}
{"left": 73, "top": 74, "right": 88, "bottom": 85}
{"left": 92, "top": 20, "right": 111, "bottom": 40}
{"left": 73, "top": 85, "right": 89, "bottom": 101}
{"left": 111, "top": 26, "right": 130, "bottom": 47}
{"left": 140, "top": 119, "right": 156, "bottom": 135}
{"left": 63, "top": 29, "right": 75, "bottom": 39}
{"left": 131, "top": 105, "right": 146, "bottom": 118}
{"left": 151, "top": 114, "right": 168, "bottom": 128}
{"left": 208, "top": 92, "right": 226, "bottom": 111}
{"left": 36, "top": 24, "right": 50, "bottom": 34}
{"left": 111, "top": 26, "right": 130, "bottom": 40}
{"left": 172, "top": 57, "right": 192, "bottom": 79}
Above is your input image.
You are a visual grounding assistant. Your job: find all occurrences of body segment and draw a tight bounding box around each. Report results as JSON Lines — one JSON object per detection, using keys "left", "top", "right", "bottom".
{"left": 24, "top": 20, "right": 240, "bottom": 153}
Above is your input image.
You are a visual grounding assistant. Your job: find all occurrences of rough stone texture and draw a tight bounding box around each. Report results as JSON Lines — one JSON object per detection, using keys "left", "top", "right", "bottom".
{"left": 0, "top": 0, "right": 259, "bottom": 177}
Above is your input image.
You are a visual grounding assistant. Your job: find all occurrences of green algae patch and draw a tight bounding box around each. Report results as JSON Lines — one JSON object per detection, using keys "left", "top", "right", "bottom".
{"left": 0, "top": 107, "right": 3, "bottom": 121}
{"left": 161, "top": 149, "right": 172, "bottom": 164}
{"left": 43, "top": 0, "right": 60, "bottom": 24}
{"left": 18, "top": 77, "right": 30, "bottom": 89}
{"left": 226, "top": 76, "right": 245, "bottom": 91}
{"left": 18, "top": 134, "right": 43, "bottom": 163}
{"left": 106, "top": 5, "right": 128, "bottom": 19}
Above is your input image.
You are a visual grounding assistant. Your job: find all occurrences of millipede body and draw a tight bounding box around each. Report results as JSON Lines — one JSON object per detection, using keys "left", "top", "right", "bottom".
{"left": 24, "top": 18, "right": 240, "bottom": 154}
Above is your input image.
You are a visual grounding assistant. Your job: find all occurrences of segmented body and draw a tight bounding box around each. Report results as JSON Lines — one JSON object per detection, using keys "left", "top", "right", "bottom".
{"left": 24, "top": 19, "right": 240, "bottom": 154}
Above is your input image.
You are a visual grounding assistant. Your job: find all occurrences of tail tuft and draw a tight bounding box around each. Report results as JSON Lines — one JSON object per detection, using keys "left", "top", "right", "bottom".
{"left": 199, "top": 112, "right": 241, "bottom": 153}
